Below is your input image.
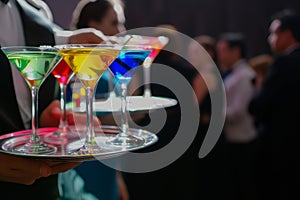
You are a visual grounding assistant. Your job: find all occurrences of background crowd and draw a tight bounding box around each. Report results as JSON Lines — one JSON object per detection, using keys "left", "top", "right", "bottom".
{"left": 1, "top": 0, "right": 300, "bottom": 200}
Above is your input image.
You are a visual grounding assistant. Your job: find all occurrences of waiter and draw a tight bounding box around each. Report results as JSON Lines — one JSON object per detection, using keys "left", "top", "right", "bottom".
{"left": 0, "top": 0, "right": 103, "bottom": 199}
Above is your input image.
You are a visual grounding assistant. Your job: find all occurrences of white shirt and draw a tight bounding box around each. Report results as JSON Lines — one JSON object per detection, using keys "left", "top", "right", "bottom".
{"left": 0, "top": 0, "right": 104, "bottom": 129}
{"left": 1, "top": 0, "right": 31, "bottom": 129}
{"left": 224, "top": 59, "right": 257, "bottom": 143}
{"left": 0, "top": 0, "right": 25, "bottom": 46}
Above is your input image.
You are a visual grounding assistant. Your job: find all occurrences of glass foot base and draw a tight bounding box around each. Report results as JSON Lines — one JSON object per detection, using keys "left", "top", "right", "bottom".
{"left": 14, "top": 142, "right": 57, "bottom": 155}
{"left": 106, "top": 134, "right": 145, "bottom": 147}
{"left": 44, "top": 130, "right": 79, "bottom": 145}
{"left": 68, "top": 143, "right": 102, "bottom": 155}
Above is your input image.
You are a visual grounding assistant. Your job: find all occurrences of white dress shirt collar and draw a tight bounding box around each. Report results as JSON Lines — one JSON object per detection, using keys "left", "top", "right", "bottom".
{"left": 0, "top": 0, "right": 25, "bottom": 46}
{"left": 1, "top": 0, "right": 31, "bottom": 129}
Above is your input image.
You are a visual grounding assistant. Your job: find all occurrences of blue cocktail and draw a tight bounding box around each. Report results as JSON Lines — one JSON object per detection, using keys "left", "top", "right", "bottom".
{"left": 107, "top": 45, "right": 152, "bottom": 147}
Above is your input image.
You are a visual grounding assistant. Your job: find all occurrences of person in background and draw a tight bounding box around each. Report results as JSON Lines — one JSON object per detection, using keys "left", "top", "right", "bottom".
{"left": 69, "top": 0, "right": 123, "bottom": 99}
{"left": 248, "top": 54, "right": 272, "bottom": 152}
{"left": 189, "top": 35, "right": 218, "bottom": 64}
{"left": 122, "top": 24, "right": 203, "bottom": 200}
{"left": 216, "top": 32, "right": 258, "bottom": 200}
{"left": 70, "top": 0, "right": 125, "bottom": 35}
{"left": 188, "top": 35, "right": 218, "bottom": 104}
{"left": 60, "top": 1, "right": 129, "bottom": 200}
{"left": 249, "top": 9, "right": 300, "bottom": 200}
{"left": 248, "top": 54, "right": 272, "bottom": 90}
{"left": 187, "top": 35, "right": 226, "bottom": 199}
{"left": 0, "top": 0, "right": 105, "bottom": 199}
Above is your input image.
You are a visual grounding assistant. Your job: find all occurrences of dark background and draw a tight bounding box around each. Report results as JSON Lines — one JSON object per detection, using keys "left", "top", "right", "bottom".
{"left": 45, "top": 0, "right": 300, "bottom": 57}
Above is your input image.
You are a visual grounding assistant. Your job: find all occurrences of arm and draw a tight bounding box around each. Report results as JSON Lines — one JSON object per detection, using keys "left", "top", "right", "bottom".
{"left": 0, "top": 153, "right": 79, "bottom": 185}
{"left": 30, "top": 0, "right": 107, "bottom": 45}
{"left": 54, "top": 27, "right": 107, "bottom": 44}
{"left": 117, "top": 171, "right": 129, "bottom": 200}
{"left": 39, "top": 100, "right": 101, "bottom": 128}
{"left": 193, "top": 73, "right": 209, "bottom": 104}
{"left": 226, "top": 72, "right": 254, "bottom": 123}
{"left": 249, "top": 58, "right": 285, "bottom": 120}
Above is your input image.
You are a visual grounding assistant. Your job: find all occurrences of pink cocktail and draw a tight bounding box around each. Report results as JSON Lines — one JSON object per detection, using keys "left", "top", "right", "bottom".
{"left": 127, "top": 35, "right": 169, "bottom": 97}
{"left": 44, "top": 59, "right": 76, "bottom": 145}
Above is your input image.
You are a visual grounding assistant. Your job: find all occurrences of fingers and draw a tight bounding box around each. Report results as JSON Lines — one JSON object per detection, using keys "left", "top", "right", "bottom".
{"left": 68, "top": 32, "right": 104, "bottom": 44}
{"left": 10, "top": 160, "right": 51, "bottom": 179}
{"left": 39, "top": 100, "right": 61, "bottom": 127}
{"left": 0, "top": 153, "right": 81, "bottom": 185}
{"left": 70, "top": 113, "right": 101, "bottom": 127}
{"left": 0, "top": 175, "right": 36, "bottom": 185}
{"left": 67, "top": 110, "right": 75, "bottom": 125}
{"left": 1, "top": 154, "right": 47, "bottom": 177}
{"left": 0, "top": 153, "right": 52, "bottom": 185}
{"left": 0, "top": 163, "right": 52, "bottom": 185}
{"left": 40, "top": 100, "right": 101, "bottom": 127}
{"left": 94, "top": 115, "right": 101, "bottom": 126}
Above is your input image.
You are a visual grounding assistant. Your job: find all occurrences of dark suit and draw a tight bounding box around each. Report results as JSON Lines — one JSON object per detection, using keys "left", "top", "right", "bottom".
{"left": 0, "top": 0, "right": 58, "bottom": 199}
{"left": 249, "top": 47, "right": 300, "bottom": 200}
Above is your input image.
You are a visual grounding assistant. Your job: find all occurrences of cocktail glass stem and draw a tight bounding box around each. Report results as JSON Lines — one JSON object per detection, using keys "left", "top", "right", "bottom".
{"left": 44, "top": 78, "right": 78, "bottom": 145}
{"left": 58, "top": 82, "right": 68, "bottom": 131}
{"left": 85, "top": 86, "right": 96, "bottom": 150}
{"left": 143, "top": 57, "right": 153, "bottom": 98}
{"left": 143, "top": 61, "right": 151, "bottom": 98}
{"left": 108, "top": 70, "right": 117, "bottom": 98}
{"left": 23, "top": 86, "right": 56, "bottom": 154}
{"left": 120, "top": 82, "right": 129, "bottom": 136}
{"left": 1, "top": 46, "right": 60, "bottom": 154}
{"left": 106, "top": 79, "right": 144, "bottom": 147}
{"left": 30, "top": 86, "right": 39, "bottom": 144}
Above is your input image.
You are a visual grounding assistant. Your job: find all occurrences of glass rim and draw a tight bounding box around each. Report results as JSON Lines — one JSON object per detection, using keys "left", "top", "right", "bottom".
{"left": 54, "top": 43, "right": 123, "bottom": 50}
{"left": 122, "top": 44, "right": 154, "bottom": 50}
{"left": 1, "top": 45, "right": 57, "bottom": 52}
{"left": 125, "top": 34, "right": 169, "bottom": 46}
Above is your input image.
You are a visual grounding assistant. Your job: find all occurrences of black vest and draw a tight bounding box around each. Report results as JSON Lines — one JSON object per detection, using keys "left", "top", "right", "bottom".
{"left": 0, "top": 0, "right": 57, "bottom": 134}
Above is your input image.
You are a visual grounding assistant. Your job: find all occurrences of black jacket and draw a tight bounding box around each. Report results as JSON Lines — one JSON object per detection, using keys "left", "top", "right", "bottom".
{"left": 0, "top": 0, "right": 58, "bottom": 199}
{"left": 249, "top": 47, "right": 300, "bottom": 199}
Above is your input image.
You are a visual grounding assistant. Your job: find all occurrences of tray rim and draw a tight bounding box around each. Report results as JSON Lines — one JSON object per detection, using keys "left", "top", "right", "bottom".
{"left": 0, "top": 126, "right": 158, "bottom": 162}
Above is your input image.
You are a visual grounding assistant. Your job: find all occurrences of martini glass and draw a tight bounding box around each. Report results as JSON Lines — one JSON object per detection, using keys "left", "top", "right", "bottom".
{"left": 44, "top": 59, "right": 77, "bottom": 145}
{"left": 126, "top": 35, "right": 169, "bottom": 97}
{"left": 106, "top": 45, "right": 152, "bottom": 147}
{"left": 55, "top": 44, "right": 121, "bottom": 154}
{"left": 1, "top": 46, "right": 61, "bottom": 154}
{"left": 100, "top": 35, "right": 169, "bottom": 103}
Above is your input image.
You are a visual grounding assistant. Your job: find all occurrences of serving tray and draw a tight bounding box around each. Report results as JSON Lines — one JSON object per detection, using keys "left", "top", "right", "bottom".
{"left": 0, "top": 126, "right": 158, "bottom": 162}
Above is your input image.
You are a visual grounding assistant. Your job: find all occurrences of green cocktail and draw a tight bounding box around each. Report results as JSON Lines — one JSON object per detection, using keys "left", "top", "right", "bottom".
{"left": 2, "top": 46, "right": 61, "bottom": 154}
{"left": 8, "top": 51, "right": 60, "bottom": 87}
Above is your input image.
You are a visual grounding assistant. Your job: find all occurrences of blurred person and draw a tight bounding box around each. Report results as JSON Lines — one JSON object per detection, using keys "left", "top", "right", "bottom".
{"left": 189, "top": 35, "right": 218, "bottom": 65}
{"left": 69, "top": 0, "right": 139, "bottom": 99}
{"left": 248, "top": 54, "right": 272, "bottom": 154}
{"left": 122, "top": 25, "right": 204, "bottom": 200}
{"left": 248, "top": 54, "right": 272, "bottom": 89}
{"left": 187, "top": 35, "right": 226, "bottom": 199}
{"left": 188, "top": 35, "right": 218, "bottom": 104}
{"left": 0, "top": 0, "right": 105, "bottom": 199}
{"left": 70, "top": 0, "right": 125, "bottom": 35}
{"left": 249, "top": 9, "right": 300, "bottom": 200}
{"left": 217, "top": 33, "right": 258, "bottom": 200}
